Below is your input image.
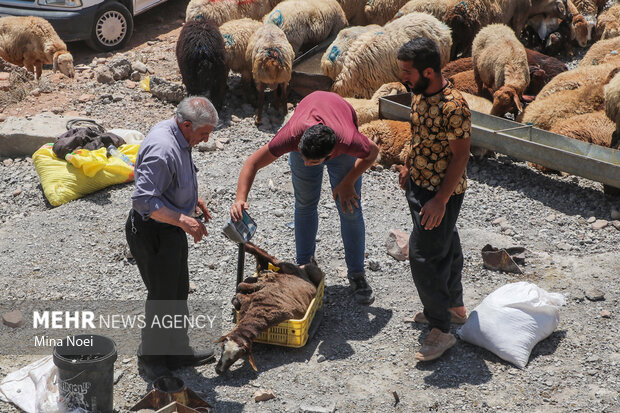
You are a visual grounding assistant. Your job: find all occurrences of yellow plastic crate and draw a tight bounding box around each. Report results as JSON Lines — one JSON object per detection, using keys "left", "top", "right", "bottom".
{"left": 235, "top": 276, "right": 324, "bottom": 348}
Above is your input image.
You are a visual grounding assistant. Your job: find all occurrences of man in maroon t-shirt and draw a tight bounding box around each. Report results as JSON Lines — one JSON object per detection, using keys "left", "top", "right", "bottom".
{"left": 230, "top": 91, "right": 379, "bottom": 305}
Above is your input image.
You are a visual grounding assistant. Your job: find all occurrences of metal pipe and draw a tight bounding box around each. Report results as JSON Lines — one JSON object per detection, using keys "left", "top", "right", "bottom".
{"left": 236, "top": 243, "right": 245, "bottom": 287}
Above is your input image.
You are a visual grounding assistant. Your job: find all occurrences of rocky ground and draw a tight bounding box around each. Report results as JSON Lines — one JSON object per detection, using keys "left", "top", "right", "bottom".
{"left": 1, "top": 0, "right": 620, "bottom": 412}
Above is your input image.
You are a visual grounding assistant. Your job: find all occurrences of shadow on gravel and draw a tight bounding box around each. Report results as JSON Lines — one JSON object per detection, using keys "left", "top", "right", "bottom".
{"left": 529, "top": 329, "right": 567, "bottom": 363}
{"left": 468, "top": 156, "right": 617, "bottom": 217}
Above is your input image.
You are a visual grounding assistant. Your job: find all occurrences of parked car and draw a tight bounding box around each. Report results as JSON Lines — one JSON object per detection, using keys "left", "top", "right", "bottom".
{"left": 0, "top": 0, "right": 168, "bottom": 51}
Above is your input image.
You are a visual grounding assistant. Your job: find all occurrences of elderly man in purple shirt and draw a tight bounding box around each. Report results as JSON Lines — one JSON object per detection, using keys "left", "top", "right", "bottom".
{"left": 125, "top": 96, "right": 217, "bottom": 380}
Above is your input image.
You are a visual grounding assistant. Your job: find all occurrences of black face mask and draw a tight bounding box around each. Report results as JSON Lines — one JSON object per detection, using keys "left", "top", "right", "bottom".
{"left": 411, "top": 74, "right": 431, "bottom": 95}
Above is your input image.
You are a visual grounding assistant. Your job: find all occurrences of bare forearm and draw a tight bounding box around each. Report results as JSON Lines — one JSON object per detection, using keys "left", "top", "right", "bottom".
{"left": 341, "top": 144, "right": 379, "bottom": 186}
{"left": 151, "top": 205, "right": 189, "bottom": 229}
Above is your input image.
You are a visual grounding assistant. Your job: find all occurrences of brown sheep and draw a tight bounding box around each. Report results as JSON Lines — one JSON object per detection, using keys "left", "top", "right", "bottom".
{"left": 550, "top": 111, "right": 616, "bottom": 146}
{"left": 579, "top": 36, "right": 620, "bottom": 66}
{"left": 448, "top": 70, "right": 492, "bottom": 97}
{"left": 537, "top": 62, "right": 620, "bottom": 99}
{"left": 215, "top": 242, "right": 323, "bottom": 375}
{"left": 472, "top": 24, "right": 530, "bottom": 116}
{"left": 0, "top": 16, "right": 74, "bottom": 80}
{"left": 359, "top": 119, "right": 411, "bottom": 167}
{"left": 595, "top": 4, "right": 620, "bottom": 41}
{"left": 567, "top": 0, "right": 590, "bottom": 47}
{"left": 444, "top": 0, "right": 504, "bottom": 59}
{"left": 344, "top": 81, "right": 408, "bottom": 125}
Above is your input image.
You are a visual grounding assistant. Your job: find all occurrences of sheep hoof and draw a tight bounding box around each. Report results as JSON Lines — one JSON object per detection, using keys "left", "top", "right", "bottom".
{"left": 254, "top": 116, "right": 262, "bottom": 126}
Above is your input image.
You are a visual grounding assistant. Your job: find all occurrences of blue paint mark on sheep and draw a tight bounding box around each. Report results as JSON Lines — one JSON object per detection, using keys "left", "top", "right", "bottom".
{"left": 265, "top": 47, "right": 283, "bottom": 65}
{"left": 267, "top": 10, "right": 283, "bottom": 27}
{"left": 328, "top": 46, "right": 340, "bottom": 62}
{"left": 223, "top": 34, "right": 234, "bottom": 47}
{"left": 454, "top": 1, "right": 467, "bottom": 14}
{"left": 195, "top": 13, "right": 204, "bottom": 21}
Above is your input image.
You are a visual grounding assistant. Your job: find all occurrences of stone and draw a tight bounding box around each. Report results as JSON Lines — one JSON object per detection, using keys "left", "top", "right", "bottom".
{"left": 587, "top": 216, "right": 596, "bottom": 224}
{"left": 231, "top": 115, "right": 241, "bottom": 123}
{"left": 0, "top": 114, "right": 7, "bottom": 122}
{"left": 0, "top": 113, "right": 95, "bottom": 157}
{"left": 109, "top": 58, "right": 132, "bottom": 80}
{"left": 30, "top": 88, "right": 40, "bottom": 97}
{"left": 299, "top": 402, "right": 336, "bottom": 413}
{"left": 612, "top": 220, "right": 620, "bottom": 230}
{"left": 189, "top": 281, "right": 197, "bottom": 293}
{"left": 545, "top": 214, "right": 556, "bottom": 222}
{"left": 215, "top": 140, "right": 224, "bottom": 150}
{"left": 368, "top": 259, "right": 380, "bottom": 271}
{"left": 274, "top": 209, "right": 284, "bottom": 217}
{"left": 197, "top": 140, "right": 217, "bottom": 152}
{"left": 0, "top": 72, "right": 9, "bottom": 81}
{"left": 112, "top": 94, "right": 123, "bottom": 102}
{"left": 122, "top": 358, "right": 132, "bottom": 364}
{"left": 2, "top": 310, "right": 25, "bottom": 327}
{"left": 130, "top": 71, "right": 141, "bottom": 81}
{"left": 113, "top": 369, "right": 124, "bottom": 384}
{"left": 12, "top": 188, "right": 22, "bottom": 196}
{"left": 591, "top": 220, "right": 608, "bottom": 230}
{"left": 317, "top": 355, "right": 326, "bottom": 363}
{"left": 492, "top": 217, "right": 507, "bottom": 226}
{"left": 78, "top": 93, "right": 94, "bottom": 103}
{"left": 385, "top": 228, "right": 409, "bottom": 261}
{"left": 95, "top": 66, "right": 115, "bottom": 84}
{"left": 601, "top": 310, "right": 611, "bottom": 318}
{"left": 132, "top": 61, "right": 148, "bottom": 73}
{"left": 254, "top": 389, "right": 275, "bottom": 402}
{"left": 125, "top": 80, "right": 137, "bottom": 89}
{"left": 149, "top": 76, "right": 185, "bottom": 104}
{"left": 336, "top": 267, "right": 347, "bottom": 278}
{"left": 585, "top": 289, "right": 605, "bottom": 301}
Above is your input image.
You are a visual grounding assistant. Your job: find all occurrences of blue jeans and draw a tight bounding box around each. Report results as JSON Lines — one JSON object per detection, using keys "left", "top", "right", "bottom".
{"left": 288, "top": 151, "right": 365, "bottom": 276}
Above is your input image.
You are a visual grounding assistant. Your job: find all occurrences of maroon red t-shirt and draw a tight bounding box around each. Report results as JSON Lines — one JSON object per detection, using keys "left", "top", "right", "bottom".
{"left": 268, "top": 91, "right": 371, "bottom": 159}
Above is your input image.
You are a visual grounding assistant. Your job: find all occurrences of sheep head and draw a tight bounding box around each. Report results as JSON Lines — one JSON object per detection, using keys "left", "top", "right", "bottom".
{"left": 53, "top": 51, "right": 75, "bottom": 78}
{"left": 600, "top": 21, "right": 619, "bottom": 40}
{"left": 526, "top": 66, "right": 547, "bottom": 95}
{"left": 214, "top": 334, "right": 257, "bottom": 375}
{"left": 491, "top": 86, "right": 523, "bottom": 117}
{"left": 571, "top": 15, "right": 589, "bottom": 47}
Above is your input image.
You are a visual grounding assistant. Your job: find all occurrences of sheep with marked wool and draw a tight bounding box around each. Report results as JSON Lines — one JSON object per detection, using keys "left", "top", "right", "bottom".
{"left": 579, "top": 36, "right": 620, "bottom": 66}
{"left": 186, "top": 0, "right": 280, "bottom": 26}
{"left": 332, "top": 12, "right": 452, "bottom": 99}
{"left": 344, "top": 81, "right": 408, "bottom": 125}
{"left": 176, "top": 19, "right": 227, "bottom": 110}
{"left": 0, "top": 16, "right": 74, "bottom": 79}
{"left": 263, "top": 0, "right": 348, "bottom": 56}
{"left": 472, "top": 24, "right": 530, "bottom": 117}
{"left": 246, "top": 23, "right": 294, "bottom": 124}
{"left": 219, "top": 18, "right": 263, "bottom": 88}
{"left": 321, "top": 25, "right": 381, "bottom": 80}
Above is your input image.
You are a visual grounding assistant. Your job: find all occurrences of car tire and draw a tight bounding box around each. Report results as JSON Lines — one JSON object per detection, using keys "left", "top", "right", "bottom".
{"left": 86, "top": 1, "right": 133, "bottom": 51}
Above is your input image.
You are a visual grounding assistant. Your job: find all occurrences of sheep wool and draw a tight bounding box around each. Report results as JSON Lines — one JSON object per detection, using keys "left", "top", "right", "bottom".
{"left": 392, "top": 0, "right": 456, "bottom": 22}
{"left": 186, "top": 0, "right": 239, "bottom": 25}
{"left": 336, "top": 0, "right": 368, "bottom": 25}
{"left": 605, "top": 71, "right": 620, "bottom": 133}
{"left": 579, "top": 36, "right": 620, "bottom": 66}
{"left": 595, "top": 4, "right": 620, "bottom": 41}
{"left": 321, "top": 25, "right": 381, "bottom": 80}
{"left": 364, "top": 0, "right": 410, "bottom": 25}
{"left": 359, "top": 119, "right": 411, "bottom": 167}
{"left": 538, "top": 62, "right": 619, "bottom": 99}
{"left": 263, "top": 0, "right": 348, "bottom": 56}
{"left": 550, "top": 111, "right": 616, "bottom": 147}
{"left": 332, "top": 12, "right": 452, "bottom": 99}
{"left": 219, "top": 18, "right": 263, "bottom": 83}
{"left": 344, "top": 81, "right": 408, "bottom": 125}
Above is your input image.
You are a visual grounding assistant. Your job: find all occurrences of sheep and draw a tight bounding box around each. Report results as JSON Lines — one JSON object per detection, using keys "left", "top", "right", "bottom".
{"left": 176, "top": 19, "right": 227, "bottom": 110}
{"left": 571, "top": 0, "right": 603, "bottom": 42}
{"left": 391, "top": 0, "right": 456, "bottom": 22}
{"left": 263, "top": 0, "right": 348, "bottom": 56}
{"left": 215, "top": 242, "right": 323, "bottom": 375}
{"left": 246, "top": 23, "right": 294, "bottom": 124}
{"left": 567, "top": 0, "right": 590, "bottom": 47}
{"left": 186, "top": 0, "right": 280, "bottom": 26}
{"left": 0, "top": 16, "right": 74, "bottom": 80}
{"left": 359, "top": 119, "right": 410, "bottom": 167}
{"left": 365, "top": 0, "right": 410, "bottom": 25}
{"left": 538, "top": 62, "right": 619, "bottom": 98}
{"left": 336, "top": 0, "right": 368, "bottom": 25}
{"left": 460, "top": 91, "right": 493, "bottom": 114}
{"left": 321, "top": 25, "right": 382, "bottom": 81}
{"left": 605, "top": 70, "right": 620, "bottom": 140}
{"left": 595, "top": 4, "right": 620, "bottom": 41}
{"left": 448, "top": 70, "right": 491, "bottom": 97}
{"left": 219, "top": 18, "right": 263, "bottom": 86}
{"left": 472, "top": 24, "right": 530, "bottom": 116}
{"left": 344, "top": 81, "right": 408, "bottom": 125}
{"left": 579, "top": 36, "right": 620, "bottom": 66}
{"left": 331, "top": 12, "right": 452, "bottom": 98}
{"left": 550, "top": 111, "right": 616, "bottom": 146}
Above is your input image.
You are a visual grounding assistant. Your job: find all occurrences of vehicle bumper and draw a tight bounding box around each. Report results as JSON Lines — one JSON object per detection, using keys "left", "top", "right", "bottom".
{"left": 0, "top": 4, "right": 98, "bottom": 42}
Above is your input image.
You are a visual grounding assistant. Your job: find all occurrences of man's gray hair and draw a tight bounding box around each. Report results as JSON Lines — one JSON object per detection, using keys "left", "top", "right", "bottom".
{"left": 175, "top": 96, "right": 219, "bottom": 129}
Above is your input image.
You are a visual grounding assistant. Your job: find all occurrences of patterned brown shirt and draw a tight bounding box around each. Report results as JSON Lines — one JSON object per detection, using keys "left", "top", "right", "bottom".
{"left": 405, "top": 81, "right": 471, "bottom": 194}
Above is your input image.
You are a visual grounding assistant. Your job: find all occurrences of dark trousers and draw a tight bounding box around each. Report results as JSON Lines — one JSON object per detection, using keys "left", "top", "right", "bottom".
{"left": 125, "top": 209, "right": 190, "bottom": 359}
{"left": 406, "top": 179, "right": 465, "bottom": 333}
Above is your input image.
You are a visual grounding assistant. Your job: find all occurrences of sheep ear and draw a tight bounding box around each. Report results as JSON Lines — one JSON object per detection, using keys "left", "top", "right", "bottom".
{"left": 213, "top": 335, "right": 227, "bottom": 343}
{"left": 513, "top": 94, "right": 523, "bottom": 112}
{"left": 247, "top": 352, "right": 258, "bottom": 371}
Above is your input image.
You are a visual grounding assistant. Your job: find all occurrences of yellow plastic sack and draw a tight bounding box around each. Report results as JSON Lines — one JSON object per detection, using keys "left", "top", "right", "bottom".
{"left": 33, "top": 143, "right": 140, "bottom": 207}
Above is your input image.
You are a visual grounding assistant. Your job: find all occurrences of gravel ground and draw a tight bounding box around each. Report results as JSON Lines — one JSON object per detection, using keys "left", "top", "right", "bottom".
{"left": 1, "top": 2, "right": 620, "bottom": 411}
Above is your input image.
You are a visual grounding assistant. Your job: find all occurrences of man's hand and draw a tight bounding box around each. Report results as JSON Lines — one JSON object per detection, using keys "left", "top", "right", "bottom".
{"left": 419, "top": 196, "right": 447, "bottom": 230}
{"left": 399, "top": 164, "right": 410, "bottom": 190}
{"left": 230, "top": 200, "right": 249, "bottom": 222}
{"left": 332, "top": 181, "right": 360, "bottom": 214}
{"left": 180, "top": 214, "right": 208, "bottom": 243}
{"left": 196, "top": 198, "right": 212, "bottom": 222}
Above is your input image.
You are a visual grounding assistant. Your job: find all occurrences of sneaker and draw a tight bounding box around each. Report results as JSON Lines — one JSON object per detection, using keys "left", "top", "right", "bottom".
{"left": 167, "top": 347, "right": 216, "bottom": 370}
{"left": 414, "top": 328, "right": 457, "bottom": 361}
{"left": 347, "top": 272, "right": 375, "bottom": 305}
{"left": 413, "top": 309, "right": 468, "bottom": 324}
{"left": 138, "top": 356, "right": 173, "bottom": 380}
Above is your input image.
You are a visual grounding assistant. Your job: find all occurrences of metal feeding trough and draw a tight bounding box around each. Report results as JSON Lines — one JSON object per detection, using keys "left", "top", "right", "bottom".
{"left": 130, "top": 376, "right": 211, "bottom": 412}
{"left": 379, "top": 93, "right": 620, "bottom": 189}
{"left": 288, "top": 35, "right": 336, "bottom": 97}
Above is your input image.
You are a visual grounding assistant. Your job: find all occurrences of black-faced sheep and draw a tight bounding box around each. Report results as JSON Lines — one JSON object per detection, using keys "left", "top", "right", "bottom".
{"left": 365, "top": 0, "right": 411, "bottom": 25}
{"left": 472, "top": 24, "right": 530, "bottom": 116}
{"left": 246, "top": 23, "right": 294, "bottom": 124}
{"left": 186, "top": 0, "right": 280, "bottom": 26}
{"left": 579, "top": 36, "right": 620, "bottom": 66}
{"left": 344, "top": 81, "right": 408, "bottom": 125}
{"left": 263, "top": 0, "right": 348, "bottom": 56}
{"left": 332, "top": 12, "right": 452, "bottom": 98}
{"left": 0, "top": 16, "right": 74, "bottom": 80}
{"left": 595, "top": 4, "right": 620, "bottom": 41}
{"left": 176, "top": 19, "right": 227, "bottom": 110}
{"left": 215, "top": 242, "right": 323, "bottom": 375}
{"left": 219, "top": 18, "right": 263, "bottom": 88}
{"left": 321, "top": 24, "right": 382, "bottom": 81}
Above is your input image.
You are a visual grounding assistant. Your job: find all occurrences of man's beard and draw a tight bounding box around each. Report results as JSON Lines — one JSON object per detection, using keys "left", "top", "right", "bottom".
{"left": 411, "top": 75, "right": 430, "bottom": 94}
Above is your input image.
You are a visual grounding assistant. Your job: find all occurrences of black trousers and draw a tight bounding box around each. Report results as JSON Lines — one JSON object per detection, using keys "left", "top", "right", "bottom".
{"left": 125, "top": 209, "right": 190, "bottom": 358}
{"left": 406, "top": 179, "right": 465, "bottom": 333}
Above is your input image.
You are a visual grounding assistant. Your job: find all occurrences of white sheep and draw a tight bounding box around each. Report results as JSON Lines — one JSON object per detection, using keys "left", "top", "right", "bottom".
{"left": 344, "top": 81, "right": 408, "bottom": 125}
{"left": 0, "top": 16, "right": 74, "bottom": 79}
{"left": 472, "top": 24, "right": 530, "bottom": 116}
{"left": 365, "top": 0, "right": 410, "bottom": 25}
{"left": 186, "top": 0, "right": 280, "bottom": 25}
{"left": 219, "top": 18, "right": 263, "bottom": 86}
{"left": 578, "top": 36, "right": 620, "bottom": 66}
{"left": 391, "top": 0, "right": 456, "bottom": 22}
{"left": 538, "top": 62, "right": 619, "bottom": 99}
{"left": 263, "top": 0, "right": 348, "bottom": 56}
{"left": 246, "top": 23, "right": 294, "bottom": 124}
{"left": 321, "top": 24, "right": 381, "bottom": 80}
{"left": 331, "top": 12, "right": 452, "bottom": 99}
{"left": 605, "top": 70, "right": 620, "bottom": 137}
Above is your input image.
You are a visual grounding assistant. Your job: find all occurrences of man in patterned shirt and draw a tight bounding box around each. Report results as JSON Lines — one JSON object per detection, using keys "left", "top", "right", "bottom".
{"left": 397, "top": 37, "right": 472, "bottom": 361}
